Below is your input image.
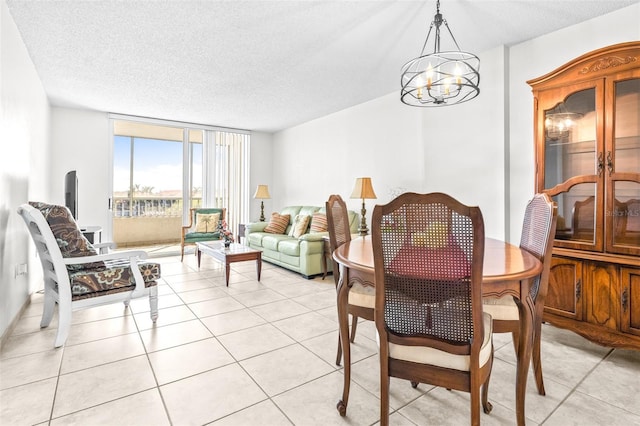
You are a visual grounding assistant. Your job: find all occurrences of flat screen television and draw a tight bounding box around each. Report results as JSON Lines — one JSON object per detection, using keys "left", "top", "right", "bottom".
{"left": 64, "top": 170, "right": 78, "bottom": 220}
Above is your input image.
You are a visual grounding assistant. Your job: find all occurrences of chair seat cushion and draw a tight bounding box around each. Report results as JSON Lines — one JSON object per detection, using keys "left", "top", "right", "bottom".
{"left": 483, "top": 296, "right": 519, "bottom": 320}
{"left": 349, "top": 282, "right": 375, "bottom": 308}
{"left": 67, "top": 261, "right": 160, "bottom": 300}
{"left": 387, "top": 312, "right": 493, "bottom": 371}
{"left": 184, "top": 232, "right": 220, "bottom": 242}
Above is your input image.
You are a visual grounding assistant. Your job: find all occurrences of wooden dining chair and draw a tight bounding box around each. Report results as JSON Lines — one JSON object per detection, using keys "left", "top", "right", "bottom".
{"left": 482, "top": 193, "right": 557, "bottom": 395}
{"left": 371, "top": 192, "right": 493, "bottom": 426}
{"left": 326, "top": 194, "right": 375, "bottom": 366}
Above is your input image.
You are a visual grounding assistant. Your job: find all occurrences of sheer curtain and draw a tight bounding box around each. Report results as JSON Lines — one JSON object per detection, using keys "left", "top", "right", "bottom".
{"left": 204, "top": 130, "right": 250, "bottom": 241}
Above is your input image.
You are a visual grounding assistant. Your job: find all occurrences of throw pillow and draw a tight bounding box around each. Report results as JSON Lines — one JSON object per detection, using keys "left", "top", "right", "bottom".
{"left": 309, "top": 212, "right": 328, "bottom": 233}
{"left": 195, "top": 213, "right": 220, "bottom": 233}
{"left": 424, "top": 221, "right": 449, "bottom": 248}
{"left": 412, "top": 221, "right": 449, "bottom": 248}
{"left": 264, "top": 213, "right": 290, "bottom": 234}
{"left": 289, "top": 214, "right": 311, "bottom": 238}
{"left": 29, "top": 201, "right": 104, "bottom": 271}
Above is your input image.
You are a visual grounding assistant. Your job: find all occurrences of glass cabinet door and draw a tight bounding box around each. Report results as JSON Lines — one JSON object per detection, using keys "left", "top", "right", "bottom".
{"left": 539, "top": 82, "right": 604, "bottom": 251}
{"left": 606, "top": 73, "right": 640, "bottom": 256}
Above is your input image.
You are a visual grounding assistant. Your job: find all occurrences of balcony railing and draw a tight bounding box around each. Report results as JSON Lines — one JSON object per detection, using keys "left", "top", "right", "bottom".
{"left": 112, "top": 196, "right": 200, "bottom": 217}
{"left": 112, "top": 196, "right": 202, "bottom": 248}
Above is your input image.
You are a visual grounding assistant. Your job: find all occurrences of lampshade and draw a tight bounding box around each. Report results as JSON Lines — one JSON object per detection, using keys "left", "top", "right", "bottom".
{"left": 400, "top": 0, "right": 480, "bottom": 107}
{"left": 253, "top": 185, "right": 271, "bottom": 199}
{"left": 350, "top": 177, "right": 377, "bottom": 200}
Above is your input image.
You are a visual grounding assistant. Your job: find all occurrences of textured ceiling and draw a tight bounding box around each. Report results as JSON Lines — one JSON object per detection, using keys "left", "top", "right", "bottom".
{"left": 6, "top": 0, "right": 639, "bottom": 133}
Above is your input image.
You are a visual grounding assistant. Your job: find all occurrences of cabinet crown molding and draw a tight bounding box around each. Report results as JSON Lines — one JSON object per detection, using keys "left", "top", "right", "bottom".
{"left": 579, "top": 55, "right": 637, "bottom": 74}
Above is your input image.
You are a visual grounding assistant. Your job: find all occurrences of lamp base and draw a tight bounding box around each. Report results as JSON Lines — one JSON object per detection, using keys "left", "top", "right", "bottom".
{"left": 359, "top": 200, "right": 369, "bottom": 236}
{"left": 259, "top": 201, "right": 265, "bottom": 222}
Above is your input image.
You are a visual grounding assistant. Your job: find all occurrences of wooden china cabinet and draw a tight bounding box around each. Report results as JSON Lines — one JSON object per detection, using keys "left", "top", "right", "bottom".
{"left": 528, "top": 42, "right": 640, "bottom": 350}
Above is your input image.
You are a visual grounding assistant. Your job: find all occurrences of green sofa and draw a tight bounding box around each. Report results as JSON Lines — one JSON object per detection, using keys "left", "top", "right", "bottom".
{"left": 245, "top": 205, "right": 359, "bottom": 278}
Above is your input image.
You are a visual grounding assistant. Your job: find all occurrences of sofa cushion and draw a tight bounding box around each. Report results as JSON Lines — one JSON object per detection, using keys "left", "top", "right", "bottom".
{"left": 280, "top": 206, "right": 303, "bottom": 218}
{"left": 310, "top": 212, "right": 328, "bottom": 233}
{"left": 265, "top": 213, "right": 290, "bottom": 234}
{"left": 289, "top": 214, "right": 311, "bottom": 238}
{"left": 195, "top": 213, "right": 220, "bottom": 233}
{"left": 248, "top": 232, "right": 266, "bottom": 247}
{"left": 278, "top": 239, "right": 301, "bottom": 256}
{"left": 262, "top": 234, "right": 292, "bottom": 251}
{"left": 299, "top": 206, "right": 321, "bottom": 217}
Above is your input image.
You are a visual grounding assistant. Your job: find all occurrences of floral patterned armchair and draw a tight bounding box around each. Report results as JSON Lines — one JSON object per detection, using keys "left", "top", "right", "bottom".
{"left": 17, "top": 202, "right": 161, "bottom": 348}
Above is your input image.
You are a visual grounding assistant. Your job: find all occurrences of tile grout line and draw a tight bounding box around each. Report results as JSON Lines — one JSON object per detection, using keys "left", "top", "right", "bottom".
{"left": 538, "top": 347, "right": 615, "bottom": 425}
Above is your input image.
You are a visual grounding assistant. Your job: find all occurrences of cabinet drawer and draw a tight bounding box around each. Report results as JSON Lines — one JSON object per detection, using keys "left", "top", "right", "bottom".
{"left": 546, "top": 256, "right": 583, "bottom": 320}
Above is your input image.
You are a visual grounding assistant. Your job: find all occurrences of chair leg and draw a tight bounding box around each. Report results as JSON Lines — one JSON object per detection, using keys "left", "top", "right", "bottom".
{"left": 350, "top": 314, "right": 359, "bottom": 343}
{"left": 532, "top": 319, "right": 546, "bottom": 395}
{"left": 149, "top": 286, "right": 159, "bottom": 323}
{"left": 54, "top": 300, "right": 72, "bottom": 348}
{"left": 470, "top": 381, "right": 481, "bottom": 426}
{"left": 335, "top": 332, "right": 342, "bottom": 366}
{"left": 511, "top": 328, "right": 520, "bottom": 358}
{"left": 482, "top": 352, "right": 494, "bottom": 414}
{"left": 380, "top": 362, "right": 390, "bottom": 426}
{"left": 40, "top": 286, "right": 56, "bottom": 328}
{"left": 180, "top": 243, "right": 185, "bottom": 261}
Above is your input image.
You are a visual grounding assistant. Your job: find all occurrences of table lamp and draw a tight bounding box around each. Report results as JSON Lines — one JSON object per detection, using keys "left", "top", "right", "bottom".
{"left": 350, "top": 177, "right": 377, "bottom": 236}
{"left": 253, "top": 185, "right": 271, "bottom": 221}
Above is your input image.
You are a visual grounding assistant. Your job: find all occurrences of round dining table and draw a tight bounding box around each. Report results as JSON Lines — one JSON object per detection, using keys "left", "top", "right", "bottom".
{"left": 333, "top": 236, "right": 542, "bottom": 426}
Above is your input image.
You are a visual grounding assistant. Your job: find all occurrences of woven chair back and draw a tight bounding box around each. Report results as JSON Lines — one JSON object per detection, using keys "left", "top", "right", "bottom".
{"left": 372, "top": 192, "right": 485, "bottom": 348}
{"left": 520, "top": 193, "right": 557, "bottom": 301}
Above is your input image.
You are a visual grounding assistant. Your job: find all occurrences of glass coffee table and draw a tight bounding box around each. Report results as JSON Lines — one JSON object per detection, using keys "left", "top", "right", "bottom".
{"left": 196, "top": 241, "right": 262, "bottom": 287}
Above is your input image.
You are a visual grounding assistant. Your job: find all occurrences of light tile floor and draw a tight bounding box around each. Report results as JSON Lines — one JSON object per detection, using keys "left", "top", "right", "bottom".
{"left": 1, "top": 254, "right": 639, "bottom": 425}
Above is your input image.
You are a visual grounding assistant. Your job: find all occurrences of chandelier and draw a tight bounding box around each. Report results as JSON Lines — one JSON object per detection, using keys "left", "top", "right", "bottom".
{"left": 401, "top": 0, "right": 480, "bottom": 107}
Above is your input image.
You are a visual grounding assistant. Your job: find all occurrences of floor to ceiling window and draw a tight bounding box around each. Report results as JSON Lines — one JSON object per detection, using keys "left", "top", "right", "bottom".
{"left": 111, "top": 117, "right": 250, "bottom": 254}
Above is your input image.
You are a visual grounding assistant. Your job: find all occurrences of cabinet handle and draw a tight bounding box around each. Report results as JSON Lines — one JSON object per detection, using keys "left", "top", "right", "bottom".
{"left": 576, "top": 279, "right": 581, "bottom": 301}
{"left": 597, "top": 152, "right": 604, "bottom": 177}
{"left": 622, "top": 287, "right": 629, "bottom": 313}
{"left": 606, "top": 151, "right": 613, "bottom": 176}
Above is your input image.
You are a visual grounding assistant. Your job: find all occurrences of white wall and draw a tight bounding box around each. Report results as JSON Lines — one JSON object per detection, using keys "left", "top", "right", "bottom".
{"left": 273, "top": 91, "right": 422, "bottom": 217}
{"left": 422, "top": 45, "right": 507, "bottom": 240}
{"left": 0, "top": 0, "right": 51, "bottom": 341}
{"left": 272, "top": 46, "right": 507, "bottom": 239}
{"left": 508, "top": 3, "right": 640, "bottom": 241}
{"left": 50, "top": 108, "right": 111, "bottom": 234}
{"left": 249, "top": 131, "right": 274, "bottom": 222}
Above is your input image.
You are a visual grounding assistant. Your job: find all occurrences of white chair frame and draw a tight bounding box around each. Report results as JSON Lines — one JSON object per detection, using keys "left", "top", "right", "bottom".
{"left": 17, "top": 204, "right": 159, "bottom": 348}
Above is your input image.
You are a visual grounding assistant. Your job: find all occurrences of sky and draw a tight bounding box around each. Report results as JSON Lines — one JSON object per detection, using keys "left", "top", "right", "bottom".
{"left": 113, "top": 136, "right": 201, "bottom": 194}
